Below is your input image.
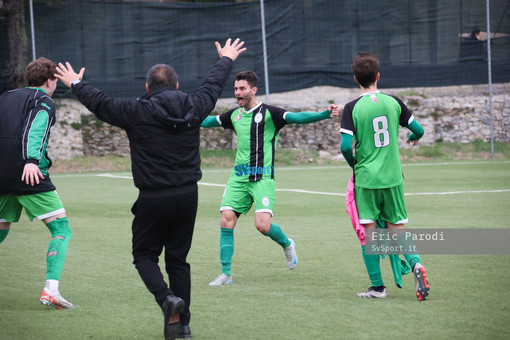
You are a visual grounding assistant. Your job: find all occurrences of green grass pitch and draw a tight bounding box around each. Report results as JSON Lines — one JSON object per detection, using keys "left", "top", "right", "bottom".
{"left": 1, "top": 160, "right": 509, "bottom": 339}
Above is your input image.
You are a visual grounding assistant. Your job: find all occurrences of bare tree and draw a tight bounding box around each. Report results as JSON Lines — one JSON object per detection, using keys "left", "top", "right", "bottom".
{"left": 1, "top": 0, "right": 27, "bottom": 89}
{"left": 0, "top": 0, "right": 252, "bottom": 89}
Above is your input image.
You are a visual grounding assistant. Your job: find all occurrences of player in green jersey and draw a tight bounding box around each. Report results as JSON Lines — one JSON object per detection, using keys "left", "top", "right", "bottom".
{"left": 202, "top": 70, "right": 338, "bottom": 286}
{"left": 340, "top": 53, "right": 430, "bottom": 301}
{"left": 0, "top": 58, "right": 78, "bottom": 309}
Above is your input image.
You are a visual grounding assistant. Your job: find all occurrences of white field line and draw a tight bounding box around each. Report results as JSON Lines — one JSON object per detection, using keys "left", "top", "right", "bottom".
{"left": 276, "top": 160, "right": 510, "bottom": 171}
{"left": 96, "top": 173, "right": 132, "bottom": 179}
{"left": 201, "top": 161, "right": 510, "bottom": 173}
{"left": 52, "top": 160, "right": 510, "bottom": 178}
{"left": 69, "top": 173, "right": 510, "bottom": 197}
{"left": 200, "top": 182, "right": 344, "bottom": 196}
{"left": 402, "top": 160, "right": 510, "bottom": 166}
{"left": 201, "top": 183, "right": 510, "bottom": 197}
{"left": 404, "top": 189, "right": 510, "bottom": 196}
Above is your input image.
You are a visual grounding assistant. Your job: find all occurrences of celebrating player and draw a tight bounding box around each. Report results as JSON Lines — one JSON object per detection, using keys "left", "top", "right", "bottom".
{"left": 202, "top": 70, "right": 338, "bottom": 286}
{"left": 340, "top": 52, "right": 430, "bottom": 301}
{"left": 0, "top": 58, "right": 78, "bottom": 309}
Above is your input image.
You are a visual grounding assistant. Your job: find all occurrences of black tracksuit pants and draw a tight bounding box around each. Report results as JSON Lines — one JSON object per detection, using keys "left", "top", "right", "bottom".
{"left": 131, "top": 187, "right": 197, "bottom": 326}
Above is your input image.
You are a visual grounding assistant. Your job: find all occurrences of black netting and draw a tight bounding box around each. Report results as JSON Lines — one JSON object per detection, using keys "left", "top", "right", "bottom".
{"left": 0, "top": 0, "right": 509, "bottom": 98}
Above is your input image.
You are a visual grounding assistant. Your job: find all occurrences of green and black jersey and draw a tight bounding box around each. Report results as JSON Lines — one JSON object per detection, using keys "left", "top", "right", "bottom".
{"left": 216, "top": 102, "right": 287, "bottom": 182}
{"left": 340, "top": 91, "right": 414, "bottom": 189}
{"left": 0, "top": 87, "right": 56, "bottom": 194}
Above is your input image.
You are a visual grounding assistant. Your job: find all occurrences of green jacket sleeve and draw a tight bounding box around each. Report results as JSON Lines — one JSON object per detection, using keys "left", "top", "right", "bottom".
{"left": 340, "top": 133, "right": 355, "bottom": 168}
{"left": 407, "top": 119, "right": 424, "bottom": 141}
{"left": 23, "top": 108, "right": 51, "bottom": 163}
{"left": 284, "top": 110, "right": 331, "bottom": 124}
{"left": 201, "top": 115, "right": 221, "bottom": 128}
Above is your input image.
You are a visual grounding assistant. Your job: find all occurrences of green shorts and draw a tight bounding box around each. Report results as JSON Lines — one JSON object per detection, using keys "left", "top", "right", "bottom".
{"left": 220, "top": 177, "right": 276, "bottom": 216}
{"left": 0, "top": 191, "right": 65, "bottom": 223}
{"left": 354, "top": 184, "right": 408, "bottom": 224}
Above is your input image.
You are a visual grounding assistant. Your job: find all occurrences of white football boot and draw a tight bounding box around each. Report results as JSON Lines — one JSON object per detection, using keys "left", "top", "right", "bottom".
{"left": 284, "top": 238, "right": 298, "bottom": 270}
{"left": 209, "top": 273, "right": 233, "bottom": 286}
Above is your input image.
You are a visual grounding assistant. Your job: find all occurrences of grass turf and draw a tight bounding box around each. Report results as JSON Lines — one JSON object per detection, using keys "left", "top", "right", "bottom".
{"left": 1, "top": 160, "right": 509, "bottom": 339}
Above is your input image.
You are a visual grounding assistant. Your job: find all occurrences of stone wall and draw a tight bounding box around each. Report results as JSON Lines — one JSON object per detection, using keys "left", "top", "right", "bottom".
{"left": 48, "top": 83, "right": 510, "bottom": 160}
{"left": 47, "top": 99, "right": 85, "bottom": 159}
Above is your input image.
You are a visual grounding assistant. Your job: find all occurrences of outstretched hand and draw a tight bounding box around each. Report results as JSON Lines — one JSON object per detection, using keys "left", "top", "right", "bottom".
{"left": 55, "top": 62, "right": 85, "bottom": 88}
{"left": 328, "top": 104, "right": 339, "bottom": 118}
{"left": 215, "top": 38, "right": 246, "bottom": 61}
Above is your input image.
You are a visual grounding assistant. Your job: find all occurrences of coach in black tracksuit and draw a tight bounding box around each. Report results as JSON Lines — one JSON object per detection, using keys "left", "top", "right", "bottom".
{"left": 56, "top": 39, "right": 246, "bottom": 339}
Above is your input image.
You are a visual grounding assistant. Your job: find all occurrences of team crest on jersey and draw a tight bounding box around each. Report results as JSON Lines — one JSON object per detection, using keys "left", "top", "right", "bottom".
{"left": 254, "top": 112, "right": 263, "bottom": 123}
{"left": 234, "top": 114, "right": 242, "bottom": 121}
{"left": 370, "top": 94, "right": 378, "bottom": 103}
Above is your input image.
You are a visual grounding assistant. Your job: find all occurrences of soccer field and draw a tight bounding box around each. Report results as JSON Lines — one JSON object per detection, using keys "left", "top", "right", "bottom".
{"left": 1, "top": 161, "right": 510, "bottom": 339}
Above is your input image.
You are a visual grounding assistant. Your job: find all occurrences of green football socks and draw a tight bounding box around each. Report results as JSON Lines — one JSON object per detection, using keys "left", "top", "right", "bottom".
{"left": 394, "top": 232, "right": 422, "bottom": 269}
{"left": 45, "top": 217, "right": 72, "bottom": 281}
{"left": 265, "top": 223, "right": 291, "bottom": 248}
{"left": 219, "top": 223, "right": 290, "bottom": 276}
{"left": 220, "top": 228, "right": 234, "bottom": 276}
{"left": 404, "top": 254, "right": 421, "bottom": 270}
{"left": 0, "top": 229, "right": 9, "bottom": 244}
{"left": 361, "top": 243, "right": 384, "bottom": 287}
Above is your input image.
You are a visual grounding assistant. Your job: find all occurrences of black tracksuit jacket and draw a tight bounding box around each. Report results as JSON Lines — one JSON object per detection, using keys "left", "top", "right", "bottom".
{"left": 71, "top": 56, "right": 234, "bottom": 196}
{"left": 0, "top": 88, "right": 57, "bottom": 195}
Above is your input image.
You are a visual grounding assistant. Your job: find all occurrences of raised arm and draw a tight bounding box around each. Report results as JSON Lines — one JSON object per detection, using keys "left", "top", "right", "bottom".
{"left": 215, "top": 38, "right": 246, "bottom": 62}
{"left": 54, "top": 62, "right": 85, "bottom": 88}
{"left": 56, "top": 62, "right": 137, "bottom": 129}
{"left": 284, "top": 104, "right": 338, "bottom": 124}
{"left": 190, "top": 38, "right": 247, "bottom": 123}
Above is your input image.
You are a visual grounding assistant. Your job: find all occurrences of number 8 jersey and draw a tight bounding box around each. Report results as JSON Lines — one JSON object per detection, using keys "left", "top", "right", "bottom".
{"left": 340, "top": 91, "right": 415, "bottom": 189}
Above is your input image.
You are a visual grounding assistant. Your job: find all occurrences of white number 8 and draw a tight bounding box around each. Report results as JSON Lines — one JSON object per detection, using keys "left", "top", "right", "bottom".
{"left": 373, "top": 116, "right": 390, "bottom": 147}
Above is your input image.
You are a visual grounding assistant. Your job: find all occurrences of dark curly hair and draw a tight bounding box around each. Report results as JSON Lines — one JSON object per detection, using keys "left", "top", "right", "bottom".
{"left": 25, "top": 57, "right": 57, "bottom": 87}
{"left": 235, "top": 70, "right": 258, "bottom": 88}
{"left": 351, "top": 53, "right": 379, "bottom": 88}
